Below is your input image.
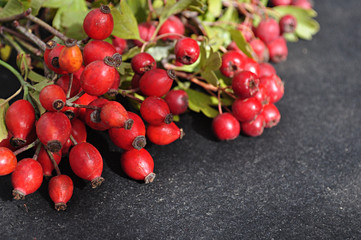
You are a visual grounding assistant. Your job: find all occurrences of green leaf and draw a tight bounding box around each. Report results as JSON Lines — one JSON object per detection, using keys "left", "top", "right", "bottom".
{"left": 121, "top": 46, "right": 141, "bottom": 61}
{"left": 0, "top": 99, "right": 9, "bottom": 142}
{"left": 126, "top": 0, "right": 148, "bottom": 24}
{"left": 31, "top": 0, "right": 46, "bottom": 16}
{"left": 207, "top": 0, "right": 222, "bottom": 17}
{"left": 0, "top": 0, "right": 25, "bottom": 17}
{"left": 158, "top": 0, "right": 200, "bottom": 28}
{"left": 146, "top": 43, "right": 174, "bottom": 62}
{"left": 112, "top": 1, "right": 141, "bottom": 40}
{"left": 29, "top": 90, "right": 46, "bottom": 115}
{"left": 201, "top": 70, "right": 218, "bottom": 86}
{"left": 204, "top": 50, "right": 221, "bottom": 71}
{"left": 32, "top": 78, "right": 53, "bottom": 92}
{"left": 28, "top": 70, "right": 48, "bottom": 83}
{"left": 0, "top": 45, "right": 12, "bottom": 61}
{"left": 173, "top": 114, "right": 180, "bottom": 122}
{"left": 42, "top": 0, "right": 73, "bottom": 8}
{"left": 230, "top": 29, "right": 254, "bottom": 58}
{"left": 185, "top": 88, "right": 219, "bottom": 118}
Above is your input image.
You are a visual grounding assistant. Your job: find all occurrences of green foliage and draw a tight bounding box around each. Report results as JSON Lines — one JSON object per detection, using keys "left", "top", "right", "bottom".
{"left": 0, "top": 100, "right": 9, "bottom": 142}
{"left": 185, "top": 88, "right": 218, "bottom": 118}
{"left": 112, "top": 1, "right": 141, "bottom": 40}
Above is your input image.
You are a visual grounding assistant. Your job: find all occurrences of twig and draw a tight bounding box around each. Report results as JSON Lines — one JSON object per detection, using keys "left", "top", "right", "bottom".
{"left": 13, "top": 139, "right": 40, "bottom": 156}
{"left": 0, "top": 8, "right": 32, "bottom": 22}
{"left": 46, "top": 149, "right": 61, "bottom": 176}
{"left": 66, "top": 73, "right": 73, "bottom": 99}
{"left": 13, "top": 21, "right": 46, "bottom": 51}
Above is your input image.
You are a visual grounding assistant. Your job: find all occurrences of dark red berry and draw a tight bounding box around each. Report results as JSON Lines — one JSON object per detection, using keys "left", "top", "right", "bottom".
{"left": 47, "top": 43, "right": 67, "bottom": 74}
{"left": 254, "top": 83, "right": 270, "bottom": 106}
{"left": 36, "top": 112, "right": 72, "bottom": 152}
{"left": 5, "top": 100, "right": 35, "bottom": 147}
{"left": 291, "top": 0, "right": 312, "bottom": 9}
{"left": 174, "top": 38, "right": 200, "bottom": 65}
{"left": 83, "top": 5, "right": 114, "bottom": 40}
{"left": 259, "top": 74, "right": 284, "bottom": 103}
{"left": 59, "top": 39, "right": 83, "bottom": 73}
{"left": 39, "top": 84, "right": 66, "bottom": 112}
{"left": 83, "top": 40, "right": 116, "bottom": 66}
{"left": 0, "top": 133, "right": 14, "bottom": 151}
{"left": 140, "top": 96, "right": 173, "bottom": 125}
{"left": 121, "top": 148, "right": 155, "bottom": 183}
{"left": 254, "top": 18, "right": 280, "bottom": 44}
{"left": 212, "top": 113, "right": 241, "bottom": 141}
{"left": 262, "top": 103, "right": 281, "bottom": 128}
{"left": 232, "top": 97, "right": 263, "bottom": 122}
{"left": 48, "top": 174, "right": 73, "bottom": 211}
{"left": 84, "top": 98, "right": 110, "bottom": 131}
{"left": 250, "top": 38, "right": 269, "bottom": 62}
{"left": 100, "top": 101, "right": 133, "bottom": 129}
{"left": 267, "top": 36, "right": 288, "bottom": 63}
{"left": 147, "top": 122, "right": 184, "bottom": 145}
{"left": 0, "top": 147, "right": 17, "bottom": 176}
{"left": 232, "top": 71, "right": 260, "bottom": 99}
{"left": 164, "top": 89, "right": 189, "bottom": 115}
{"left": 158, "top": 15, "right": 185, "bottom": 41}
{"left": 134, "top": 22, "right": 156, "bottom": 47}
{"left": 69, "top": 142, "right": 104, "bottom": 188}
{"left": 139, "top": 69, "right": 174, "bottom": 97}
{"left": 279, "top": 14, "right": 297, "bottom": 34}
{"left": 112, "top": 36, "right": 127, "bottom": 54}
{"left": 55, "top": 74, "right": 81, "bottom": 98}
{"left": 12, "top": 158, "right": 43, "bottom": 200}
{"left": 109, "top": 112, "right": 146, "bottom": 150}
{"left": 131, "top": 74, "right": 142, "bottom": 89}
{"left": 259, "top": 62, "right": 276, "bottom": 78}
{"left": 241, "top": 113, "right": 265, "bottom": 137}
{"left": 270, "top": 0, "right": 292, "bottom": 6}
{"left": 131, "top": 52, "right": 156, "bottom": 75}
{"left": 220, "top": 50, "right": 246, "bottom": 78}
{"left": 37, "top": 146, "right": 62, "bottom": 177}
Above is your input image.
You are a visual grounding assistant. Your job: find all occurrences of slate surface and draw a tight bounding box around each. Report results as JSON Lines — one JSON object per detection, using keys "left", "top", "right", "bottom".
{"left": 1, "top": 0, "right": 361, "bottom": 239}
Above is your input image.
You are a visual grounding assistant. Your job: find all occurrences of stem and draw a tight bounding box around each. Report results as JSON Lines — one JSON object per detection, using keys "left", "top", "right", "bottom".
{"left": 46, "top": 149, "right": 61, "bottom": 176}
{"left": 0, "top": 59, "right": 34, "bottom": 90}
{"left": 69, "top": 134, "right": 78, "bottom": 145}
{"left": 67, "top": 90, "right": 85, "bottom": 103}
{"left": 0, "top": 8, "right": 32, "bottom": 22}
{"left": 119, "top": 88, "right": 139, "bottom": 95}
{"left": 65, "top": 102, "right": 100, "bottom": 110}
{"left": 14, "top": 36, "right": 43, "bottom": 56}
{"left": 123, "top": 93, "right": 143, "bottom": 103}
{"left": 1, "top": 32, "right": 24, "bottom": 54}
{"left": 32, "top": 143, "right": 42, "bottom": 161}
{"left": 174, "top": 71, "right": 218, "bottom": 92}
{"left": 13, "top": 139, "right": 40, "bottom": 156}
{"left": 217, "top": 89, "right": 223, "bottom": 114}
{"left": 0, "top": 87, "right": 22, "bottom": 107}
{"left": 66, "top": 73, "right": 73, "bottom": 99}
{"left": 13, "top": 21, "right": 46, "bottom": 51}
{"left": 25, "top": 14, "right": 68, "bottom": 42}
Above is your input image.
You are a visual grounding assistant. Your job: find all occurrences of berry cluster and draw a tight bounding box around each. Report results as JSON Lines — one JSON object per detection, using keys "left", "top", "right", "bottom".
{"left": 0, "top": 0, "right": 318, "bottom": 211}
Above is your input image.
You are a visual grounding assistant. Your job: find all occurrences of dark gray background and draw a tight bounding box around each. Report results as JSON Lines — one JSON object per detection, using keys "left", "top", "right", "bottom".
{"left": 1, "top": 0, "right": 361, "bottom": 239}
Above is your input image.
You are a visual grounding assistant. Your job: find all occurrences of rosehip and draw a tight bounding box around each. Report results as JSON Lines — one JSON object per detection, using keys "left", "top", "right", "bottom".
{"left": 46, "top": 43, "right": 67, "bottom": 74}
{"left": 108, "top": 72, "right": 121, "bottom": 95}
{"left": 212, "top": 113, "right": 240, "bottom": 141}
{"left": 140, "top": 96, "right": 173, "bottom": 125}
{"left": 158, "top": 15, "right": 185, "bottom": 41}
{"left": 279, "top": 14, "right": 297, "bottom": 34}
{"left": 259, "top": 74, "right": 284, "bottom": 103}
{"left": 100, "top": 101, "right": 133, "bottom": 129}
{"left": 139, "top": 69, "right": 174, "bottom": 97}
{"left": 131, "top": 74, "right": 142, "bottom": 89}
{"left": 267, "top": 36, "right": 288, "bottom": 63}
{"left": 254, "top": 83, "right": 270, "bottom": 106}
{"left": 243, "top": 57, "right": 261, "bottom": 76}
{"left": 220, "top": 51, "right": 246, "bottom": 78}
{"left": 254, "top": 18, "right": 280, "bottom": 44}
{"left": 226, "top": 41, "right": 248, "bottom": 58}
{"left": 37, "top": 146, "right": 62, "bottom": 177}
{"left": 291, "top": 0, "right": 312, "bottom": 9}
{"left": 232, "top": 71, "right": 260, "bottom": 99}
{"left": 259, "top": 62, "right": 276, "bottom": 78}
{"left": 48, "top": 174, "right": 73, "bottom": 211}
{"left": 261, "top": 103, "right": 281, "bottom": 128}
{"left": 146, "top": 122, "right": 184, "bottom": 145}
{"left": 0, "top": 147, "right": 17, "bottom": 176}
{"left": 232, "top": 97, "right": 263, "bottom": 122}
{"left": 134, "top": 22, "right": 156, "bottom": 47}
{"left": 55, "top": 74, "right": 81, "bottom": 98}
{"left": 39, "top": 84, "right": 66, "bottom": 112}
{"left": 84, "top": 98, "right": 110, "bottom": 131}
{"left": 270, "top": 0, "right": 292, "bottom": 6}
{"left": 12, "top": 158, "right": 43, "bottom": 200}
{"left": 112, "top": 36, "right": 127, "bottom": 54}
{"left": 75, "top": 93, "right": 98, "bottom": 122}
{"left": 174, "top": 38, "right": 200, "bottom": 65}
{"left": 164, "top": 89, "right": 189, "bottom": 115}
{"left": 62, "top": 118, "right": 87, "bottom": 156}
{"left": 69, "top": 142, "right": 104, "bottom": 188}
{"left": 83, "top": 5, "right": 114, "bottom": 40}
{"left": 121, "top": 148, "right": 155, "bottom": 183}
{"left": 131, "top": 52, "right": 156, "bottom": 75}
{"left": 83, "top": 40, "right": 116, "bottom": 66}
{"left": 241, "top": 114, "right": 266, "bottom": 137}
{"left": 59, "top": 39, "right": 83, "bottom": 73}
{"left": 250, "top": 38, "right": 269, "bottom": 62}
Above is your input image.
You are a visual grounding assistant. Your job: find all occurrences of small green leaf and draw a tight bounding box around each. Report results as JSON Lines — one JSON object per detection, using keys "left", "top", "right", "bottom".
{"left": 0, "top": 99, "right": 9, "bottom": 142}
{"left": 121, "top": 46, "right": 141, "bottom": 61}
{"left": 185, "top": 88, "right": 219, "bottom": 118}
{"left": 112, "top": 1, "right": 141, "bottom": 40}
{"left": 0, "top": 45, "right": 12, "bottom": 61}
{"left": 0, "top": 0, "right": 25, "bottom": 17}
{"left": 28, "top": 70, "right": 48, "bottom": 83}
{"left": 173, "top": 114, "right": 180, "bottom": 122}
{"left": 230, "top": 29, "right": 254, "bottom": 58}
{"left": 201, "top": 70, "right": 218, "bottom": 86}
{"left": 42, "top": 0, "right": 72, "bottom": 8}
{"left": 146, "top": 43, "right": 174, "bottom": 62}
{"left": 31, "top": 0, "right": 46, "bottom": 16}
{"left": 126, "top": 0, "right": 148, "bottom": 24}
{"left": 29, "top": 90, "right": 46, "bottom": 115}
{"left": 204, "top": 50, "right": 221, "bottom": 71}
{"left": 199, "top": 41, "right": 207, "bottom": 70}
{"left": 32, "top": 78, "right": 53, "bottom": 92}
{"left": 158, "top": 0, "right": 200, "bottom": 28}
{"left": 207, "top": 0, "right": 222, "bottom": 17}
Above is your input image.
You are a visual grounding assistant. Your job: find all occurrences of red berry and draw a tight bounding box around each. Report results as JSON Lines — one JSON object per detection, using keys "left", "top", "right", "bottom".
{"left": 11, "top": 158, "right": 43, "bottom": 200}
{"left": 139, "top": 69, "right": 174, "bottom": 97}
{"left": 267, "top": 36, "right": 288, "bottom": 63}
{"left": 259, "top": 74, "right": 284, "bottom": 103}
{"left": 75, "top": 93, "right": 98, "bottom": 122}
{"left": 84, "top": 98, "right": 110, "bottom": 131}
{"left": 212, "top": 113, "right": 241, "bottom": 141}
{"left": 291, "top": 0, "right": 312, "bottom": 9}
{"left": 83, "top": 5, "right": 114, "bottom": 40}
{"left": 131, "top": 74, "right": 142, "bottom": 89}
{"left": 241, "top": 113, "right": 265, "bottom": 137}
{"left": 232, "top": 71, "right": 260, "bottom": 99}
{"left": 254, "top": 83, "right": 270, "bottom": 106}
{"left": 220, "top": 50, "right": 246, "bottom": 78}
{"left": 140, "top": 96, "right": 173, "bottom": 125}
{"left": 254, "top": 18, "right": 280, "bottom": 44}
{"left": 121, "top": 148, "right": 155, "bottom": 183}
{"left": 226, "top": 41, "right": 248, "bottom": 58}
{"left": 5, "top": 100, "right": 35, "bottom": 147}
{"left": 108, "top": 112, "right": 146, "bottom": 151}
{"left": 237, "top": 22, "right": 253, "bottom": 42}
{"left": 279, "top": 14, "right": 297, "bottom": 34}
{"left": 0, "top": 147, "right": 17, "bottom": 176}
{"left": 164, "top": 89, "right": 189, "bottom": 115}
{"left": 134, "top": 22, "right": 156, "bottom": 47}
{"left": 108, "top": 72, "right": 121, "bottom": 95}
{"left": 158, "top": 15, "right": 185, "bottom": 40}
{"left": 250, "top": 38, "right": 269, "bottom": 62}
{"left": 112, "top": 36, "right": 127, "bottom": 54}
{"left": 69, "top": 142, "right": 104, "bottom": 188}
{"left": 37, "top": 146, "right": 62, "bottom": 177}
{"left": 131, "top": 52, "right": 156, "bottom": 75}
{"left": 0, "top": 134, "right": 15, "bottom": 151}
{"left": 270, "top": 0, "right": 292, "bottom": 6}
{"left": 147, "top": 122, "right": 184, "bottom": 145}
{"left": 83, "top": 40, "right": 117, "bottom": 66}
{"left": 59, "top": 39, "right": 83, "bottom": 73}
{"left": 242, "top": 57, "right": 261, "bottom": 76}
{"left": 46, "top": 43, "right": 67, "bottom": 74}
{"left": 36, "top": 112, "right": 72, "bottom": 152}
{"left": 232, "top": 97, "right": 263, "bottom": 122}
{"left": 174, "top": 38, "right": 200, "bottom": 65}
{"left": 39, "top": 84, "right": 66, "bottom": 112}
{"left": 100, "top": 101, "right": 133, "bottom": 129}
{"left": 62, "top": 118, "right": 87, "bottom": 156}
{"left": 44, "top": 40, "right": 57, "bottom": 70}
{"left": 262, "top": 103, "right": 281, "bottom": 128}
{"left": 259, "top": 62, "right": 276, "bottom": 78}
{"left": 55, "top": 74, "right": 81, "bottom": 98}
{"left": 48, "top": 174, "right": 73, "bottom": 211}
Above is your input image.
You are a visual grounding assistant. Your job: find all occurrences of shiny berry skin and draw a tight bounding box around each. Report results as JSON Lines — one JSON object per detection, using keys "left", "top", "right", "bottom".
{"left": 83, "top": 5, "right": 114, "bottom": 40}
{"left": 140, "top": 96, "right": 173, "bottom": 125}
{"left": 48, "top": 174, "right": 73, "bottom": 211}
{"left": 147, "top": 122, "right": 184, "bottom": 145}
{"left": 131, "top": 53, "right": 156, "bottom": 75}
{"left": 254, "top": 83, "right": 270, "bottom": 106}
{"left": 262, "top": 103, "right": 281, "bottom": 128}
{"left": 139, "top": 69, "right": 175, "bottom": 97}
{"left": 69, "top": 142, "right": 104, "bottom": 188}
{"left": 75, "top": 93, "right": 98, "bottom": 122}
{"left": 212, "top": 113, "right": 241, "bottom": 141}
{"left": 55, "top": 74, "right": 81, "bottom": 98}
{"left": 164, "top": 89, "right": 189, "bottom": 115}
{"left": 37, "top": 146, "right": 62, "bottom": 177}
{"left": 158, "top": 15, "right": 185, "bottom": 40}
{"left": 0, "top": 147, "right": 17, "bottom": 176}
{"left": 220, "top": 51, "right": 246, "bottom": 78}
{"left": 11, "top": 158, "right": 43, "bottom": 200}
{"left": 259, "top": 62, "right": 277, "bottom": 78}
{"left": 241, "top": 113, "right": 265, "bottom": 137}
{"left": 232, "top": 71, "right": 260, "bottom": 99}
{"left": 267, "top": 36, "right": 288, "bottom": 63}
{"left": 279, "top": 14, "right": 297, "bottom": 34}
{"left": 62, "top": 118, "right": 87, "bottom": 156}
{"left": 226, "top": 41, "right": 248, "bottom": 58}
{"left": 5, "top": 100, "right": 35, "bottom": 147}
{"left": 47, "top": 43, "right": 67, "bottom": 74}
{"left": 232, "top": 97, "right": 263, "bottom": 122}
{"left": 108, "top": 72, "right": 121, "bottom": 95}
{"left": 100, "top": 101, "right": 133, "bottom": 129}
{"left": 250, "top": 38, "right": 269, "bottom": 63}
{"left": 39, "top": 84, "right": 66, "bottom": 112}
{"left": 112, "top": 36, "right": 127, "bottom": 54}
{"left": 83, "top": 40, "right": 116, "bottom": 66}
{"left": 84, "top": 98, "right": 110, "bottom": 131}
{"left": 59, "top": 39, "right": 83, "bottom": 73}
{"left": 44, "top": 40, "right": 57, "bottom": 70}
{"left": 259, "top": 74, "right": 284, "bottom": 103}
{"left": 36, "top": 112, "right": 72, "bottom": 152}
{"left": 121, "top": 148, "right": 155, "bottom": 183}
{"left": 174, "top": 38, "right": 200, "bottom": 65}
{"left": 0, "top": 134, "right": 14, "bottom": 151}
{"left": 243, "top": 57, "right": 261, "bottom": 76}
{"left": 291, "top": 0, "right": 312, "bottom": 9}
{"left": 254, "top": 18, "right": 280, "bottom": 44}
{"left": 109, "top": 112, "right": 146, "bottom": 150}
{"left": 134, "top": 22, "right": 156, "bottom": 47}
{"left": 80, "top": 57, "right": 117, "bottom": 96}
{"left": 270, "top": 0, "right": 292, "bottom": 6}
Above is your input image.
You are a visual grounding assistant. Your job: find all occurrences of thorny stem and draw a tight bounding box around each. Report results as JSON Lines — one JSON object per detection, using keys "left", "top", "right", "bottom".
{"left": 13, "top": 21, "right": 46, "bottom": 51}
{"left": 46, "top": 148, "right": 61, "bottom": 176}
{"left": 66, "top": 73, "right": 73, "bottom": 99}
{"left": 0, "top": 8, "right": 32, "bottom": 22}
{"left": 13, "top": 139, "right": 40, "bottom": 156}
